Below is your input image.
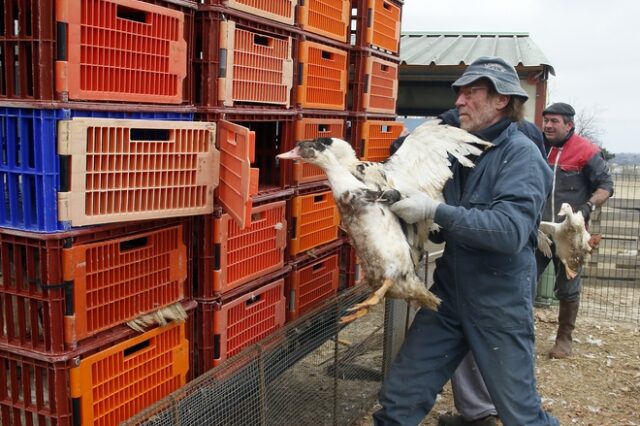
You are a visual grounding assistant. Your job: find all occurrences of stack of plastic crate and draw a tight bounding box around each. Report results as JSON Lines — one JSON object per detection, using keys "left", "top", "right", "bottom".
{"left": 0, "top": 0, "right": 225, "bottom": 422}
{"left": 192, "top": 0, "right": 297, "bottom": 376}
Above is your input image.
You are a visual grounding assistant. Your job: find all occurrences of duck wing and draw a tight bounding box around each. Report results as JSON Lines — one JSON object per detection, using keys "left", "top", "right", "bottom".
{"left": 537, "top": 228, "right": 554, "bottom": 258}
{"left": 383, "top": 119, "right": 493, "bottom": 199}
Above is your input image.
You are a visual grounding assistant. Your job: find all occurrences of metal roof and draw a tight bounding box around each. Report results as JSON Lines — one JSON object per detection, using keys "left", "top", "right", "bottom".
{"left": 399, "top": 32, "right": 555, "bottom": 75}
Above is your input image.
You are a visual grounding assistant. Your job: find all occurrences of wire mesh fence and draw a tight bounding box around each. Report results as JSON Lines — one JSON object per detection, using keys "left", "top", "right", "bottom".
{"left": 537, "top": 165, "right": 640, "bottom": 324}
{"left": 122, "top": 285, "right": 386, "bottom": 426}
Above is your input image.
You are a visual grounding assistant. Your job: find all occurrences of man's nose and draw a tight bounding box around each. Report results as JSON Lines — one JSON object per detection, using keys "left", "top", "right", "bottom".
{"left": 455, "top": 94, "right": 465, "bottom": 108}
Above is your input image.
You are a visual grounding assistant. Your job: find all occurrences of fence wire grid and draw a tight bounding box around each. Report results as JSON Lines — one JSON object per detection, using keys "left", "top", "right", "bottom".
{"left": 123, "top": 166, "right": 639, "bottom": 426}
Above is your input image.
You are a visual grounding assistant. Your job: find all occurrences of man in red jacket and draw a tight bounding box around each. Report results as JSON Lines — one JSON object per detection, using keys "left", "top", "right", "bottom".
{"left": 540, "top": 102, "right": 614, "bottom": 358}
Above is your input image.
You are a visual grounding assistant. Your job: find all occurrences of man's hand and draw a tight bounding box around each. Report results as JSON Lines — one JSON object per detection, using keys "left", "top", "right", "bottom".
{"left": 577, "top": 202, "right": 593, "bottom": 221}
{"left": 390, "top": 191, "right": 440, "bottom": 224}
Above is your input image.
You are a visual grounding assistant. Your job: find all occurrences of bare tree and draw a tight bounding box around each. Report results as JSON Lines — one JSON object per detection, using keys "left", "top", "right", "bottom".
{"left": 572, "top": 106, "right": 615, "bottom": 159}
{"left": 574, "top": 106, "right": 603, "bottom": 146}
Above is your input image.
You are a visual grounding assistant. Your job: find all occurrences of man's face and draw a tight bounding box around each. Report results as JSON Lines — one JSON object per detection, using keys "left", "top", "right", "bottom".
{"left": 543, "top": 114, "right": 573, "bottom": 143}
{"left": 455, "top": 82, "right": 506, "bottom": 132}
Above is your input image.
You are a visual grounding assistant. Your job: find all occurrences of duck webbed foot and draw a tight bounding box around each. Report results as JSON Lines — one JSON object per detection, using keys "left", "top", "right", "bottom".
{"left": 339, "top": 278, "right": 393, "bottom": 324}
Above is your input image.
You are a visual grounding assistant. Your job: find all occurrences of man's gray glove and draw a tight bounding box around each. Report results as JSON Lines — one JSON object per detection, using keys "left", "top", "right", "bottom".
{"left": 390, "top": 191, "right": 441, "bottom": 224}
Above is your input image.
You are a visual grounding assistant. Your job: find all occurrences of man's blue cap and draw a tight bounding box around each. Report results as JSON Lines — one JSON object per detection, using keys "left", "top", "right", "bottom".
{"left": 452, "top": 56, "right": 529, "bottom": 100}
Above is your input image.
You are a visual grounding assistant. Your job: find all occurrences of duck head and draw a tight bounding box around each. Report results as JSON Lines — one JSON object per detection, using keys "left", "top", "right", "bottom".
{"left": 277, "top": 137, "right": 355, "bottom": 168}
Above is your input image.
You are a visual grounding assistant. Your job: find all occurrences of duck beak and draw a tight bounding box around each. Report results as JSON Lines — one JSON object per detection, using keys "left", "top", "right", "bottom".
{"left": 277, "top": 147, "right": 301, "bottom": 160}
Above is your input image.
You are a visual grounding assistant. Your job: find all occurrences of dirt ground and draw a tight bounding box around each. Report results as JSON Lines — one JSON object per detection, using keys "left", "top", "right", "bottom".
{"left": 356, "top": 306, "right": 640, "bottom": 426}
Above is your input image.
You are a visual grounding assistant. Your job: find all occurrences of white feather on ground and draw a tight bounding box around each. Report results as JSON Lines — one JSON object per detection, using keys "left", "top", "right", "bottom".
{"left": 538, "top": 203, "right": 599, "bottom": 279}
{"left": 277, "top": 119, "right": 492, "bottom": 322}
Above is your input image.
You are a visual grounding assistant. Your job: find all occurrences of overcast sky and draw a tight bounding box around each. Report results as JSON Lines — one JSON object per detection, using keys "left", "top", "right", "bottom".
{"left": 401, "top": 0, "right": 640, "bottom": 153}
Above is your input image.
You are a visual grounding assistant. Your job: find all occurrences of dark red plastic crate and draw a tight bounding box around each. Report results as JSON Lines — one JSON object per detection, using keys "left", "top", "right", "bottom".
{"left": 196, "top": 277, "right": 286, "bottom": 374}
{"left": 198, "top": 201, "right": 287, "bottom": 298}
{"left": 287, "top": 244, "right": 340, "bottom": 321}
{"left": 0, "top": 218, "right": 192, "bottom": 355}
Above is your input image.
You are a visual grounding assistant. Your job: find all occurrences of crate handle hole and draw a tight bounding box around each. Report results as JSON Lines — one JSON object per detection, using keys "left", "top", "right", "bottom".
{"left": 120, "top": 237, "right": 149, "bottom": 251}
{"left": 321, "top": 51, "right": 333, "bottom": 60}
{"left": 312, "top": 263, "right": 325, "bottom": 271}
{"left": 380, "top": 64, "right": 389, "bottom": 72}
{"left": 246, "top": 294, "right": 262, "bottom": 306}
{"left": 130, "top": 128, "right": 171, "bottom": 141}
{"left": 318, "top": 124, "right": 329, "bottom": 132}
{"left": 123, "top": 339, "right": 150, "bottom": 357}
{"left": 251, "top": 212, "right": 265, "bottom": 221}
{"left": 117, "top": 6, "right": 149, "bottom": 24}
{"left": 314, "top": 194, "right": 326, "bottom": 203}
{"left": 254, "top": 35, "right": 272, "bottom": 47}
{"left": 383, "top": 2, "right": 391, "bottom": 10}
{"left": 381, "top": 125, "right": 390, "bottom": 133}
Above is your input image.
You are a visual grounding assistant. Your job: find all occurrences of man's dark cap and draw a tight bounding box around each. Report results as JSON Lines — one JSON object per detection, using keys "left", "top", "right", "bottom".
{"left": 543, "top": 102, "right": 576, "bottom": 117}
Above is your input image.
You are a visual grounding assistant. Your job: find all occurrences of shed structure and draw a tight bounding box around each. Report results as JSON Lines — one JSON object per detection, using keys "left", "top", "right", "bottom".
{"left": 398, "top": 32, "right": 555, "bottom": 127}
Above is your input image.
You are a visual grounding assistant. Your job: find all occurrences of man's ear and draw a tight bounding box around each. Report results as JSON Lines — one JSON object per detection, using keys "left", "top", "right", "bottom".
{"left": 495, "top": 94, "right": 510, "bottom": 110}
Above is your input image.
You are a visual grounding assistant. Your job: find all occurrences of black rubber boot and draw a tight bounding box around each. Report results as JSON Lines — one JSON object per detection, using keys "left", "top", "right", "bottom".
{"left": 549, "top": 300, "right": 580, "bottom": 359}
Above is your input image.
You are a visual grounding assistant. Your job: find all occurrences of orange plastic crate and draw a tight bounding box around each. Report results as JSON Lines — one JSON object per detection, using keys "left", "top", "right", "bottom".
{"left": 212, "top": 201, "right": 287, "bottom": 294}
{"left": 361, "top": 56, "right": 398, "bottom": 113}
{"left": 290, "top": 190, "right": 340, "bottom": 255}
{"left": 57, "top": 118, "right": 218, "bottom": 227}
{"left": 218, "top": 20, "right": 294, "bottom": 107}
{"left": 0, "top": 321, "right": 188, "bottom": 426}
{"left": 56, "top": 0, "right": 189, "bottom": 104}
{"left": 297, "top": 0, "right": 350, "bottom": 42}
{"left": 297, "top": 41, "right": 348, "bottom": 110}
{"left": 212, "top": 0, "right": 297, "bottom": 24}
{"left": 291, "top": 118, "right": 345, "bottom": 184}
{"left": 365, "top": 0, "right": 402, "bottom": 53}
{"left": 217, "top": 120, "right": 260, "bottom": 230}
{"left": 359, "top": 120, "right": 404, "bottom": 162}
{"left": 70, "top": 322, "right": 188, "bottom": 425}
{"left": 288, "top": 250, "right": 340, "bottom": 321}
{"left": 62, "top": 224, "right": 187, "bottom": 348}
{"left": 211, "top": 278, "right": 286, "bottom": 366}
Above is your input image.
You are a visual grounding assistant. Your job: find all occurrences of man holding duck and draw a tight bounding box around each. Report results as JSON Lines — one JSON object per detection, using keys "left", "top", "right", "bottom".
{"left": 373, "top": 56, "right": 559, "bottom": 426}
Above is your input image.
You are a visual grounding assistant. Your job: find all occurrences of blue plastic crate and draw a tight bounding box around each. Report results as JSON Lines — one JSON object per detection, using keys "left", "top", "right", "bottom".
{"left": 0, "top": 108, "right": 194, "bottom": 232}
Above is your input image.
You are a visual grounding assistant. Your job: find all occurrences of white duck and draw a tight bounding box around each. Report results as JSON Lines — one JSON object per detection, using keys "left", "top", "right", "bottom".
{"left": 278, "top": 119, "right": 492, "bottom": 322}
{"left": 538, "top": 203, "right": 600, "bottom": 279}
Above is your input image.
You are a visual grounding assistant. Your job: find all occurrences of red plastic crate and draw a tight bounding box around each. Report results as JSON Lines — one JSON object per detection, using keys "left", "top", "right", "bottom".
{"left": 288, "top": 117, "right": 346, "bottom": 185}
{"left": 205, "top": 0, "right": 296, "bottom": 24}
{"left": 354, "top": 54, "right": 398, "bottom": 113}
{"left": 297, "top": 0, "right": 350, "bottom": 42}
{"left": 196, "top": 278, "right": 286, "bottom": 373}
{"left": 0, "top": 218, "right": 192, "bottom": 355}
{"left": 201, "top": 201, "right": 287, "bottom": 298}
{"left": 56, "top": 0, "right": 190, "bottom": 104}
{"left": 365, "top": 0, "right": 402, "bottom": 53}
{"left": 218, "top": 20, "right": 294, "bottom": 107}
{"left": 356, "top": 119, "right": 404, "bottom": 162}
{"left": 287, "top": 248, "right": 340, "bottom": 321}
{"left": 289, "top": 190, "right": 340, "bottom": 255}
{"left": 57, "top": 118, "right": 218, "bottom": 227}
{"left": 0, "top": 321, "right": 188, "bottom": 426}
{"left": 297, "top": 40, "right": 348, "bottom": 110}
